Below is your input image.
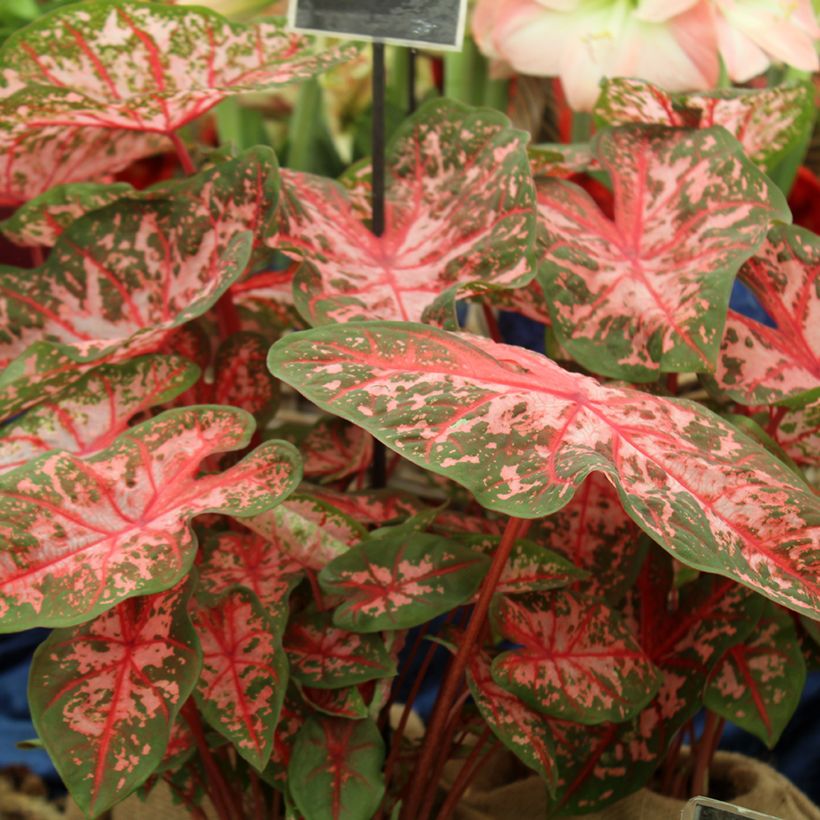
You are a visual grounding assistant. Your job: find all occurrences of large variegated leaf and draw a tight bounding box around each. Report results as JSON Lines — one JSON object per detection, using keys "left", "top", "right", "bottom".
{"left": 319, "top": 531, "right": 489, "bottom": 632}
{"left": 192, "top": 588, "right": 287, "bottom": 770}
{"left": 777, "top": 399, "right": 820, "bottom": 469}
{"left": 709, "top": 225, "right": 819, "bottom": 406}
{"left": 278, "top": 97, "right": 535, "bottom": 327}
{"left": 0, "top": 355, "right": 198, "bottom": 474}
{"left": 537, "top": 125, "right": 789, "bottom": 381}
{"left": 284, "top": 610, "right": 396, "bottom": 689}
{"left": 302, "top": 417, "right": 373, "bottom": 484}
{"left": 467, "top": 648, "right": 557, "bottom": 790}
{"left": 0, "top": 147, "right": 278, "bottom": 414}
{"left": 198, "top": 529, "right": 303, "bottom": 625}
{"left": 532, "top": 472, "right": 643, "bottom": 602}
{"left": 0, "top": 1, "right": 355, "bottom": 134}
{"left": 244, "top": 494, "right": 365, "bottom": 572}
{"left": 213, "top": 332, "right": 279, "bottom": 420}
{"left": 289, "top": 716, "right": 385, "bottom": 820}
{"left": 29, "top": 581, "right": 200, "bottom": 817}
{"left": 0, "top": 181, "right": 133, "bottom": 247}
{"left": 704, "top": 602, "right": 805, "bottom": 748}
{"left": 491, "top": 592, "right": 662, "bottom": 724}
{"left": 594, "top": 79, "right": 815, "bottom": 169}
{"left": 306, "top": 486, "right": 425, "bottom": 526}
{"left": 0, "top": 406, "right": 300, "bottom": 631}
{"left": 269, "top": 323, "right": 820, "bottom": 618}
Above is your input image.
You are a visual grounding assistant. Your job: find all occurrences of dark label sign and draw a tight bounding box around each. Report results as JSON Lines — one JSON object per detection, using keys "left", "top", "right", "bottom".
{"left": 289, "top": 0, "right": 468, "bottom": 50}
{"left": 683, "top": 797, "right": 780, "bottom": 820}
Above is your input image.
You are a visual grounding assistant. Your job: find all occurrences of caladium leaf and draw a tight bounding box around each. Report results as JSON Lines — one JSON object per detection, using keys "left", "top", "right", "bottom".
{"left": 0, "top": 355, "right": 199, "bottom": 474}
{"left": 0, "top": 406, "right": 301, "bottom": 631}
{"left": 29, "top": 580, "right": 200, "bottom": 817}
{"left": 244, "top": 494, "right": 365, "bottom": 572}
{"left": 537, "top": 125, "right": 789, "bottom": 381}
{"left": 704, "top": 602, "right": 805, "bottom": 748}
{"left": 278, "top": 97, "right": 535, "bottom": 326}
{"left": 284, "top": 610, "right": 396, "bottom": 689}
{"left": 0, "top": 147, "right": 279, "bottom": 413}
{"left": 0, "top": 1, "right": 356, "bottom": 134}
{"left": 491, "top": 591, "right": 662, "bottom": 724}
{"left": 306, "top": 486, "right": 425, "bottom": 526}
{"left": 302, "top": 417, "right": 373, "bottom": 484}
{"left": 232, "top": 267, "right": 301, "bottom": 336}
{"left": 213, "top": 331, "right": 279, "bottom": 421}
{"left": 298, "top": 684, "right": 369, "bottom": 721}
{"left": 594, "top": 78, "right": 815, "bottom": 170}
{"left": 198, "top": 529, "right": 303, "bottom": 626}
{"left": 466, "top": 648, "right": 557, "bottom": 790}
{"left": 0, "top": 181, "right": 133, "bottom": 247}
{"left": 532, "top": 472, "right": 643, "bottom": 602}
{"left": 262, "top": 698, "right": 306, "bottom": 788}
{"left": 192, "top": 588, "right": 287, "bottom": 770}
{"left": 777, "top": 398, "right": 820, "bottom": 469}
{"left": 269, "top": 323, "right": 820, "bottom": 618}
{"left": 708, "top": 225, "right": 819, "bottom": 407}
{"left": 319, "top": 531, "right": 489, "bottom": 632}
{"left": 529, "top": 143, "right": 596, "bottom": 179}
{"left": 288, "top": 716, "right": 385, "bottom": 820}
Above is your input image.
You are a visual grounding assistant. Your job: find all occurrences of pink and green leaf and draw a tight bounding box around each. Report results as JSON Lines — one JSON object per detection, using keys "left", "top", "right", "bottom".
{"left": 213, "top": 331, "right": 279, "bottom": 421}
{"left": 0, "top": 1, "right": 356, "bottom": 134}
{"left": 297, "top": 684, "right": 369, "bottom": 721}
{"left": 704, "top": 602, "right": 806, "bottom": 748}
{"left": 305, "top": 486, "right": 426, "bottom": 526}
{"left": 29, "top": 580, "right": 201, "bottom": 817}
{"left": 491, "top": 591, "right": 662, "bottom": 724}
{"left": 302, "top": 417, "right": 373, "bottom": 484}
{"left": 0, "top": 406, "right": 300, "bottom": 631}
{"left": 278, "top": 97, "right": 535, "bottom": 327}
{"left": 707, "top": 225, "right": 819, "bottom": 406}
{"left": 0, "top": 355, "right": 199, "bottom": 474}
{"left": 466, "top": 648, "right": 557, "bottom": 791}
{"left": 594, "top": 78, "right": 815, "bottom": 170}
{"left": 776, "top": 398, "right": 820, "bottom": 468}
{"left": 0, "top": 181, "right": 134, "bottom": 247}
{"left": 319, "top": 531, "right": 489, "bottom": 632}
{"left": 284, "top": 610, "right": 396, "bottom": 689}
{"left": 288, "top": 716, "right": 385, "bottom": 820}
{"left": 529, "top": 143, "right": 596, "bottom": 180}
{"left": 192, "top": 588, "right": 287, "bottom": 770}
{"left": 262, "top": 699, "right": 306, "bottom": 788}
{"left": 269, "top": 323, "right": 820, "bottom": 618}
{"left": 537, "top": 125, "right": 789, "bottom": 381}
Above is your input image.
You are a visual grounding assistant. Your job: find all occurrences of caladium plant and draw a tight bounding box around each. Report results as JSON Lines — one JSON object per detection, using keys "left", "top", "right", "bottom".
{"left": 0, "top": 3, "right": 818, "bottom": 819}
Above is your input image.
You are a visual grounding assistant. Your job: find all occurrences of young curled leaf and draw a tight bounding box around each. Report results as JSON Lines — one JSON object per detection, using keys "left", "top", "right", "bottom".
{"left": 0, "top": 406, "right": 301, "bottom": 631}
{"left": 29, "top": 580, "right": 201, "bottom": 817}
{"left": 269, "top": 323, "right": 820, "bottom": 619}
{"left": 192, "top": 588, "right": 288, "bottom": 770}
{"left": 491, "top": 591, "right": 662, "bottom": 724}
{"left": 537, "top": 125, "right": 788, "bottom": 381}
{"left": 277, "top": 97, "right": 535, "bottom": 327}
{"left": 0, "top": 355, "right": 199, "bottom": 474}
{"left": 319, "top": 531, "right": 489, "bottom": 632}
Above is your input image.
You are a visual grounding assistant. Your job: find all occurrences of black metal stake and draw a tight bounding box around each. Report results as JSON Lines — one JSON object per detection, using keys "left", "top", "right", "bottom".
{"left": 370, "top": 41, "right": 388, "bottom": 489}
{"left": 407, "top": 48, "right": 417, "bottom": 114}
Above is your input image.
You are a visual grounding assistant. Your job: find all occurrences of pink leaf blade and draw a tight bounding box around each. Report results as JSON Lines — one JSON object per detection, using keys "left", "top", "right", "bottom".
{"left": 214, "top": 331, "right": 280, "bottom": 421}
{"left": 301, "top": 417, "right": 373, "bottom": 484}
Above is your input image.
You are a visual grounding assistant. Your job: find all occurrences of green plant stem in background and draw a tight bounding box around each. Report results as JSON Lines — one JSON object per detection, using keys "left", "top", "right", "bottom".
{"left": 287, "top": 77, "right": 323, "bottom": 172}
{"left": 444, "top": 36, "right": 485, "bottom": 107}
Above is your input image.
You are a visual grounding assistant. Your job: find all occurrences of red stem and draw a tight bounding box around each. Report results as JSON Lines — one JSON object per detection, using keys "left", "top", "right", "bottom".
{"left": 400, "top": 517, "right": 529, "bottom": 820}
{"left": 766, "top": 406, "right": 788, "bottom": 437}
{"left": 217, "top": 289, "right": 241, "bottom": 338}
{"left": 666, "top": 373, "right": 679, "bottom": 395}
{"left": 306, "top": 568, "right": 327, "bottom": 611}
{"left": 182, "top": 701, "right": 239, "bottom": 820}
{"left": 250, "top": 768, "right": 265, "bottom": 820}
{"left": 482, "top": 303, "right": 502, "bottom": 344}
{"left": 691, "top": 711, "right": 724, "bottom": 797}
{"left": 435, "top": 729, "right": 496, "bottom": 820}
{"left": 170, "top": 130, "right": 196, "bottom": 175}
{"left": 30, "top": 246, "right": 45, "bottom": 268}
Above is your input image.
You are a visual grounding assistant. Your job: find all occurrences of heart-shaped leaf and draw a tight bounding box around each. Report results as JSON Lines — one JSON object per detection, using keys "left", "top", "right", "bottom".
{"left": 262, "top": 699, "right": 305, "bottom": 788}
{"left": 29, "top": 580, "right": 200, "bottom": 817}
{"left": 192, "top": 587, "right": 288, "bottom": 770}
{"left": 306, "top": 486, "right": 425, "bottom": 526}
{"left": 213, "top": 331, "right": 279, "bottom": 420}
{"left": 302, "top": 417, "right": 373, "bottom": 484}
{"left": 537, "top": 125, "right": 788, "bottom": 380}
{"left": 0, "top": 406, "right": 300, "bottom": 631}
{"left": 704, "top": 602, "right": 806, "bottom": 747}
{"left": 298, "top": 684, "right": 369, "bottom": 721}
{"left": 198, "top": 529, "right": 303, "bottom": 625}
{"left": 466, "top": 648, "right": 557, "bottom": 790}
{"left": 0, "top": 355, "right": 199, "bottom": 474}
{"left": 284, "top": 610, "right": 396, "bottom": 689}
{"left": 244, "top": 494, "right": 365, "bottom": 572}
{"left": 0, "top": 1, "right": 355, "bottom": 134}
{"left": 278, "top": 97, "right": 535, "bottom": 326}
{"left": 319, "top": 531, "right": 489, "bottom": 632}
{"left": 269, "top": 323, "right": 820, "bottom": 619}
{"left": 491, "top": 591, "right": 662, "bottom": 724}
{"left": 707, "top": 225, "right": 819, "bottom": 406}
{"left": 288, "top": 716, "right": 385, "bottom": 820}
{"left": 0, "top": 181, "right": 134, "bottom": 247}
{"left": 594, "top": 78, "right": 815, "bottom": 170}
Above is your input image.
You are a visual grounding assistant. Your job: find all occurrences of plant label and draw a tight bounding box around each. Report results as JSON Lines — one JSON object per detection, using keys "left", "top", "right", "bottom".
{"left": 288, "top": 0, "right": 468, "bottom": 50}
{"left": 682, "top": 797, "right": 782, "bottom": 820}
